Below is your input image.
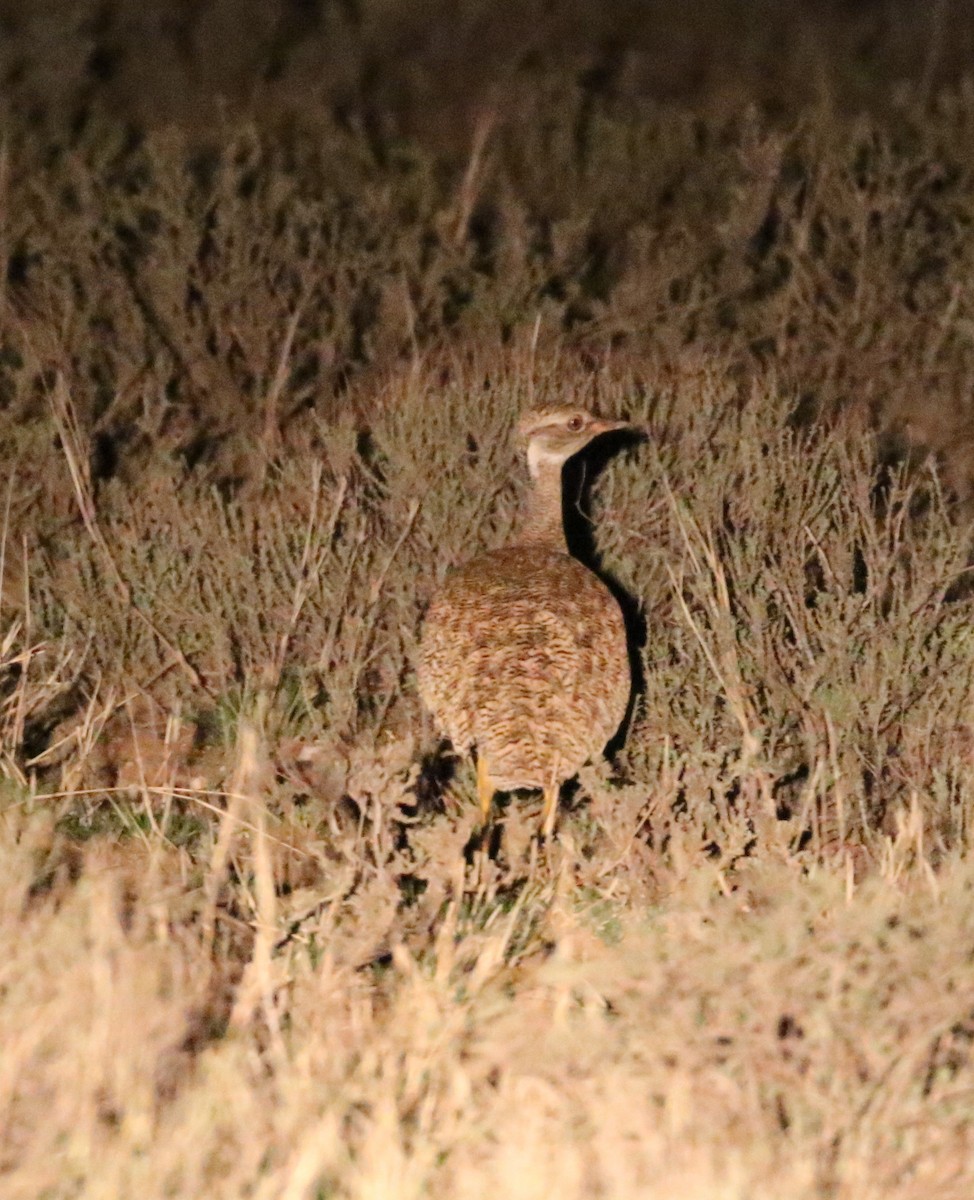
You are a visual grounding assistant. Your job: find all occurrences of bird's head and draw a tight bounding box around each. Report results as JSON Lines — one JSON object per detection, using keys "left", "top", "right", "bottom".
{"left": 518, "top": 407, "right": 634, "bottom": 478}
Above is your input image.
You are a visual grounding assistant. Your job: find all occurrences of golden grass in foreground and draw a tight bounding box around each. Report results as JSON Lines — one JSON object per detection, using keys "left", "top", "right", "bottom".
{"left": 1, "top": 798, "right": 972, "bottom": 1199}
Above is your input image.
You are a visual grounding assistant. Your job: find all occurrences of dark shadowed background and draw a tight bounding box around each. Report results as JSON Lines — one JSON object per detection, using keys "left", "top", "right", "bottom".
{"left": 1, "top": 1, "right": 972, "bottom": 137}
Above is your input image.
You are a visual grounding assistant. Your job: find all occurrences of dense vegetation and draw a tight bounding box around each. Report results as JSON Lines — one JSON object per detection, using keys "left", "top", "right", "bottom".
{"left": 2, "top": 3, "right": 974, "bottom": 1195}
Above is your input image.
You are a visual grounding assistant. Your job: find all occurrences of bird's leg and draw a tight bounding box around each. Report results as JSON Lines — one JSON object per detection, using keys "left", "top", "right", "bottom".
{"left": 540, "top": 783, "right": 561, "bottom": 840}
{"left": 476, "top": 753, "right": 495, "bottom": 824}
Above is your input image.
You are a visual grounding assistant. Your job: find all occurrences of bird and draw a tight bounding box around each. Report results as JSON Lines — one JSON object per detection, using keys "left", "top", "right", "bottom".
{"left": 417, "top": 406, "right": 634, "bottom": 838}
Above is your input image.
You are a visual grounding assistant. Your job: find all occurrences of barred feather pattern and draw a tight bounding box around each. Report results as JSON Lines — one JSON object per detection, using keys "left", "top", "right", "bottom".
{"left": 417, "top": 545, "right": 629, "bottom": 792}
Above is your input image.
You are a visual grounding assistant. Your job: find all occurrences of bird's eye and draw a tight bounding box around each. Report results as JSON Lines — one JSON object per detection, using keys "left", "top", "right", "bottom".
{"left": 566, "top": 414, "right": 584, "bottom": 432}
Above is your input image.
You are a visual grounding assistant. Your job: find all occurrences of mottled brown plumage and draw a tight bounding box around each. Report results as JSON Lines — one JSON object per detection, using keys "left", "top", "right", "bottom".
{"left": 417, "top": 407, "right": 633, "bottom": 836}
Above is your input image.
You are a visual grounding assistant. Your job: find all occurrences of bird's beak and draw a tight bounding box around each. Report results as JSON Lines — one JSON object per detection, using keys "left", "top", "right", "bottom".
{"left": 591, "top": 417, "right": 639, "bottom": 436}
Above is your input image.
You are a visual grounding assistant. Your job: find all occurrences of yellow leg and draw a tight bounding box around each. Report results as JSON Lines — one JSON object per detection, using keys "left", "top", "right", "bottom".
{"left": 540, "top": 784, "right": 560, "bottom": 840}
{"left": 476, "top": 753, "right": 495, "bottom": 824}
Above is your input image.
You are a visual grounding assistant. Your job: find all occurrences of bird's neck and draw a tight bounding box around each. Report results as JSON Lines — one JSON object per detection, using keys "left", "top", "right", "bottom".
{"left": 516, "top": 459, "right": 567, "bottom": 549}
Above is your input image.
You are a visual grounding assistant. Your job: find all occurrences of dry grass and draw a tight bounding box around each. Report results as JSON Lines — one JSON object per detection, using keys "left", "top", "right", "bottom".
{"left": 4, "top": 351, "right": 974, "bottom": 1197}
{"left": 4, "top": 13, "right": 974, "bottom": 1195}
{"left": 2, "top": 794, "right": 973, "bottom": 1198}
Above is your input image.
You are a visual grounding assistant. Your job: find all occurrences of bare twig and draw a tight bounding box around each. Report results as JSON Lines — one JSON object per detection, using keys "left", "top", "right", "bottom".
{"left": 270, "top": 462, "right": 333, "bottom": 686}
{"left": 452, "top": 105, "right": 497, "bottom": 247}
{"left": 48, "top": 373, "right": 209, "bottom": 695}
{"left": 368, "top": 498, "right": 420, "bottom": 606}
{"left": 262, "top": 303, "right": 304, "bottom": 457}
{"left": 217, "top": 713, "right": 287, "bottom": 1061}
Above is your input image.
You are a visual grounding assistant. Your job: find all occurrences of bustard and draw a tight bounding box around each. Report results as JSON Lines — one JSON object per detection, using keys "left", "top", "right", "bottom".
{"left": 417, "top": 407, "right": 633, "bottom": 838}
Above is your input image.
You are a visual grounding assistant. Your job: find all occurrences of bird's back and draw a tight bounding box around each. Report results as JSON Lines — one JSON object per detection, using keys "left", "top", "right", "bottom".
{"left": 418, "top": 545, "right": 629, "bottom": 792}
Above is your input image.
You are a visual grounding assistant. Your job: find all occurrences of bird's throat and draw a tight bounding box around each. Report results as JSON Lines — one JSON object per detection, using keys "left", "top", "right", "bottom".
{"left": 517, "top": 459, "right": 566, "bottom": 548}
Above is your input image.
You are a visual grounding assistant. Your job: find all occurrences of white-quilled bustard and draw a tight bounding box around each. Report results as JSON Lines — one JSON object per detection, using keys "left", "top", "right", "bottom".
{"left": 418, "top": 407, "right": 633, "bottom": 838}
